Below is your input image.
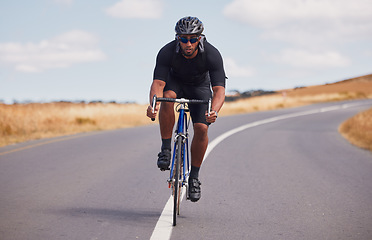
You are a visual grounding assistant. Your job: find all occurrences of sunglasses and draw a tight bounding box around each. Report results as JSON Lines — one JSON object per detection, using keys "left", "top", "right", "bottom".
{"left": 179, "top": 36, "right": 199, "bottom": 44}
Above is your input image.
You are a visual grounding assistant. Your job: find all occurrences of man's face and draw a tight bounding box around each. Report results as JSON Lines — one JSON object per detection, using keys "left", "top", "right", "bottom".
{"left": 178, "top": 34, "right": 200, "bottom": 58}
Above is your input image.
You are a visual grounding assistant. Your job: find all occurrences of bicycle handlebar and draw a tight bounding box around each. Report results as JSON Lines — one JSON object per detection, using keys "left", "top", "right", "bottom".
{"left": 156, "top": 97, "right": 210, "bottom": 104}
{"left": 151, "top": 95, "right": 211, "bottom": 121}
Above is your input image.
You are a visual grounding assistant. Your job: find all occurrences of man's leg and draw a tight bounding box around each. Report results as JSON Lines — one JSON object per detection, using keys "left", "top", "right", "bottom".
{"left": 190, "top": 123, "right": 209, "bottom": 169}
{"left": 157, "top": 90, "right": 176, "bottom": 170}
{"left": 159, "top": 90, "right": 176, "bottom": 140}
{"left": 189, "top": 122, "right": 208, "bottom": 202}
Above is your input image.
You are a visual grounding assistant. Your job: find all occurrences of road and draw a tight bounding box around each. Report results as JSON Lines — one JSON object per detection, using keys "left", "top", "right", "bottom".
{"left": 1, "top": 99, "right": 371, "bottom": 240}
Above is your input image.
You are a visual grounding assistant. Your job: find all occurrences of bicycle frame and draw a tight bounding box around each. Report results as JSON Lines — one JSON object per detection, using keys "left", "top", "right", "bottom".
{"left": 151, "top": 95, "right": 211, "bottom": 226}
{"left": 168, "top": 102, "right": 190, "bottom": 189}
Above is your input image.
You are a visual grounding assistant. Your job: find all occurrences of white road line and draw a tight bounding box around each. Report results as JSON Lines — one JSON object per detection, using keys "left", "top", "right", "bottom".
{"left": 150, "top": 101, "right": 371, "bottom": 240}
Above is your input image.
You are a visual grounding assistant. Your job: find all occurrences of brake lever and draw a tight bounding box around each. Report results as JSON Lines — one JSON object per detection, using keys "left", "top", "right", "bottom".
{"left": 151, "top": 95, "right": 157, "bottom": 121}
{"left": 208, "top": 98, "right": 211, "bottom": 117}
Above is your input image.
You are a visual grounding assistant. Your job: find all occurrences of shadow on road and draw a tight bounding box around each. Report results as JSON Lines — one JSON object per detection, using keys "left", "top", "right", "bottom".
{"left": 47, "top": 207, "right": 161, "bottom": 225}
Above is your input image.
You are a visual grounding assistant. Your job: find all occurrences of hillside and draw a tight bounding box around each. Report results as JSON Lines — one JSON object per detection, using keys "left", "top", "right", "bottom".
{"left": 285, "top": 73, "right": 372, "bottom": 97}
{"left": 220, "top": 74, "right": 372, "bottom": 116}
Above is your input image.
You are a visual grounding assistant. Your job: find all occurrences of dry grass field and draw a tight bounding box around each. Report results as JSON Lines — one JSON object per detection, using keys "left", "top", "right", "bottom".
{"left": 220, "top": 74, "right": 372, "bottom": 116}
{"left": 0, "top": 102, "right": 149, "bottom": 147}
{"left": 1, "top": 74, "right": 372, "bottom": 149}
{"left": 339, "top": 107, "right": 372, "bottom": 151}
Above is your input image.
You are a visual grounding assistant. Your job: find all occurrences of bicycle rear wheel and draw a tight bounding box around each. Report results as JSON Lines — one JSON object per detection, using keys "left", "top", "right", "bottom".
{"left": 173, "top": 136, "right": 182, "bottom": 226}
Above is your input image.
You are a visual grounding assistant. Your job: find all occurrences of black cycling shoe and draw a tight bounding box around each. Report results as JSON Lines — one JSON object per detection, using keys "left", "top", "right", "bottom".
{"left": 157, "top": 149, "right": 171, "bottom": 171}
{"left": 188, "top": 178, "right": 201, "bottom": 202}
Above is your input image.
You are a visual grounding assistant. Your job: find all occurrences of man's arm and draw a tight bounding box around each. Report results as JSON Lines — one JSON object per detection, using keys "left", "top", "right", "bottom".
{"left": 206, "top": 85, "right": 225, "bottom": 123}
{"left": 146, "top": 79, "right": 166, "bottom": 119}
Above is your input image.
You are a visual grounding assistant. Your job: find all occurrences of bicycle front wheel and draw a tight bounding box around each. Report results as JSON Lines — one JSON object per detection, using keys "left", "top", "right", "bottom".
{"left": 173, "top": 136, "right": 182, "bottom": 226}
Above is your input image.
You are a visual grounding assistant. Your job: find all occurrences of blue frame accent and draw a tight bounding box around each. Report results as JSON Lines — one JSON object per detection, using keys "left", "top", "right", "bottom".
{"left": 169, "top": 108, "right": 190, "bottom": 186}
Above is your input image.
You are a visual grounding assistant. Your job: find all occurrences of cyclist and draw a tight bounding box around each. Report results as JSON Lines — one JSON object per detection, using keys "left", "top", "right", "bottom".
{"left": 147, "top": 16, "right": 226, "bottom": 202}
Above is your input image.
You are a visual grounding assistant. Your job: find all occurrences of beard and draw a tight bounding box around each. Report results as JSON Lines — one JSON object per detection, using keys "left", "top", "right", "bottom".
{"left": 181, "top": 46, "right": 197, "bottom": 57}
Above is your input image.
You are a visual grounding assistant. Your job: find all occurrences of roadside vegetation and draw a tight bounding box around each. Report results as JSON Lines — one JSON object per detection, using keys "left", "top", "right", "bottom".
{"left": 0, "top": 102, "right": 149, "bottom": 147}
{"left": 339, "top": 107, "right": 372, "bottom": 152}
{"left": 1, "top": 74, "right": 372, "bottom": 148}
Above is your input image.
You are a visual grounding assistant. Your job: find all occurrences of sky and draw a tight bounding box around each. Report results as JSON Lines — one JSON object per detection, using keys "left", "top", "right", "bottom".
{"left": 1, "top": 0, "right": 371, "bottom": 104}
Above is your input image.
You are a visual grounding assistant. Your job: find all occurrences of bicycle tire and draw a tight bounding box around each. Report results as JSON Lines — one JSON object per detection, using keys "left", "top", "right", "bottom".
{"left": 177, "top": 142, "right": 184, "bottom": 216}
{"left": 173, "top": 136, "right": 182, "bottom": 226}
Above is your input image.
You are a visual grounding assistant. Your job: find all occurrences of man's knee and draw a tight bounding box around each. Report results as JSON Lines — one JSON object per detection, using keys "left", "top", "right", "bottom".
{"left": 163, "top": 90, "right": 177, "bottom": 98}
{"left": 160, "top": 91, "right": 176, "bottom": 114}
{"left": 193, "top": 123, "right": 208, "bottom": 139}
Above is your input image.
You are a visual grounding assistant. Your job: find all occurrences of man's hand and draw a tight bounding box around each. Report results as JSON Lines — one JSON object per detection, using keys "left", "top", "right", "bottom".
{"left": 205, "top": 110, "right": 218, "bottom": 123}
{"left": 206, "top": 86, "right": 224, "bottom": 124}
{"left": 147, "top": 104, "right": 159, "bottom": 120}
{"left": 147, "top": 80, "right": 165, "bottom": 120}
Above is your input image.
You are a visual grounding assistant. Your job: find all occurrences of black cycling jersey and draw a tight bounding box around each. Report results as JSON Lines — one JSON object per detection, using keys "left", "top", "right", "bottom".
{"left": 153, "top": 38, "right": 226, "bottom": 125}
{"left": 153, "top": 39, "right": 226, "bottom": 87}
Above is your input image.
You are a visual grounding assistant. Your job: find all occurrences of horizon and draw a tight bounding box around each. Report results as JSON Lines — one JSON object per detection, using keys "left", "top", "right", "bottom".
{"left": 1, "top": 72, "right": 370, "bottom": 105}
{"left": 3, "top": 72, "right": 371, "bottom": 105}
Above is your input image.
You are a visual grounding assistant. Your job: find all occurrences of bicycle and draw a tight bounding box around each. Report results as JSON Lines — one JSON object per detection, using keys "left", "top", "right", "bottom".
{"left": 151, "top": 95, "right": 211, "bottom": 226}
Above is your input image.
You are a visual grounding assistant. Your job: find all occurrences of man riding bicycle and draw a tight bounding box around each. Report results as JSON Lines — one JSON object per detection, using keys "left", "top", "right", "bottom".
{"left": 147, "top": 16, "right": 226, "bottom": 202}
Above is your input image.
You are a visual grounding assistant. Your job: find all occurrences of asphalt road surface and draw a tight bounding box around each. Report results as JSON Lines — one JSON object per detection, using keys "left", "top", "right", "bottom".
{"left": 1, "top": 99, "right": 371, "bottom": 240}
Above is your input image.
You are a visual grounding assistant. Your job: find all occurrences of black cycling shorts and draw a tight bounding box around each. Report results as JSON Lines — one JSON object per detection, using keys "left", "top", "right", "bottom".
{"left": 164, "top": 73, "right": 212, "bottom": 125}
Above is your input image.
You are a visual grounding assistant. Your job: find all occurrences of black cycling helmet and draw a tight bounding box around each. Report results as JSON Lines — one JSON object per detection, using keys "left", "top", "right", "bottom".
{"left": 175, "top": 16, "right": 204, "bottom": 35}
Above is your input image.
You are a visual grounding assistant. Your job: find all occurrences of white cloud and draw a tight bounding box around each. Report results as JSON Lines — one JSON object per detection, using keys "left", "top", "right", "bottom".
{"left": 224, "top": 57, "right": 255, "bottom": 77}
{"left": 0, "top": 30, "right": 106, "bottom": 73}
{"left": 223, "top": 0, "right": 372, "bottom": 45}
{"left": 271, "top": 48, "right": 351, "bottom": 68}
{"left": 105, "top": 0, "right": 163, "bottom": 19}
{"left": 224, "top": 0, "right": 372, "bottom": 27}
